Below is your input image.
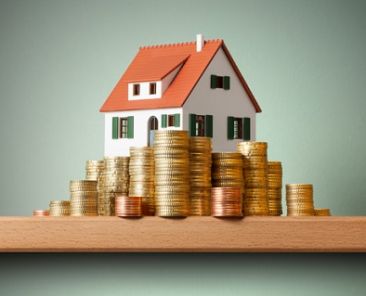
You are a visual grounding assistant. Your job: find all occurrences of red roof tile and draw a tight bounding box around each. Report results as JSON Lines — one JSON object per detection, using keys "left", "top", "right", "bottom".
{"left": 100, "top": 39, "right": 261, "bottom": 113}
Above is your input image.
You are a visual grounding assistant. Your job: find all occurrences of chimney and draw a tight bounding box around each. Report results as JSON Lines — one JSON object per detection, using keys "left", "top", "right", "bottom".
{"left": 196, "top": 34, "right": 204, "bottom": 52}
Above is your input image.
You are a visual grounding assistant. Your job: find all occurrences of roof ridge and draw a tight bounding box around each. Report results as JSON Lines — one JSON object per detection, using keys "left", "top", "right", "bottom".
{"left": 139, "top": 38, "right": 223, "bottom": 50}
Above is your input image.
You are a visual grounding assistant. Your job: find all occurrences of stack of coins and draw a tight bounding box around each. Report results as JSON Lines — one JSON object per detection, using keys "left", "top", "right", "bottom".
{"left": 154, "top": 131, "right": 190, "bottom": 217}
{"left": 129, "top": 147, "right": 155, "bottom": 215}
{"left": 49, "top": 200, "right": 70, "bottom": 216}
{"left": 189, "top": 137, "right": 212, "bottom": 216}
{"left": 267, "top": 161, "right": 283, "bottom": 216}
{"left": 115, "top": 195, "right": 142, "bottom": 217}
{"left": 211, "top": 187, "right": 242, "bottom": 217}
{"left": 286, "top": 184, "right": 315, "bottom": 216}
{"left": 69, "top": 180, "right": 98, "bottom": 216}
{"left": 84, "top": 160, "right": 106, "bottom": 216}
{"left": 32, "top": 210, "right": 49, "bottom": 217}
{"left": 103, "top": 157, "right": 130, "bottom": 215}
{"left": 211, "top": 152, "right": 243, "bottom": 190}
{"left": 237, "top": 142, "right": 269, "bottom": 216}
{"left": 85, "top": 160, "right": 105, "bottom": 180}
{"left": 314, "top": 208, "right": 331, "bottom": 216}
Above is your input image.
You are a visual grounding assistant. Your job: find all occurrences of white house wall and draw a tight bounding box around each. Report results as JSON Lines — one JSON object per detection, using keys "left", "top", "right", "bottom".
{"left": 104, "top": 108, "right": 183, "bottom": 156}
{"left": 183, "top": 47, "right": 257, "bottom": 152}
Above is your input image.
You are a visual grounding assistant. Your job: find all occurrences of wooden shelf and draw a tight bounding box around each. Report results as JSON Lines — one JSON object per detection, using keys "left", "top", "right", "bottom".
{"left": 0, "top": 216, "right": 365, "bottom": 252}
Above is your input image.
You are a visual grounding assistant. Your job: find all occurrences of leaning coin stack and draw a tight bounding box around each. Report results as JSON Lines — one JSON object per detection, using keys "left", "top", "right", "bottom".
{"left": 267, "top": 161, "right": 283, "bottom": 216}
{"left": 286, "top": 184, "right": 315, "bottom": 216}
{"left": 189, "top": 137, "right": 212, "bottom": 216}
{"left": 115, "top": 195, "right": 142, "bottom": 217}
{"left": 129, "top": 147, "right": 155, "bottom": 215}
{"left": 211, "top": 152, "right": 244, "bottom": 191}
{"left": 49, "top": 200, "right": 70, "bottom": 216}
{"left": 314, "top": 208, "right": 331, "bottom": 216}
{"left": 103, "top": 157, "right": 130, "bottom": 216}
{"left": 154, "top": 131, "right": 190, "bottom": 217}
{"left": 69, "top": 180, "right": 98, "bottom": 216}
{"left": 237, "top": 142, "right": 269, "bottom": 216}
{"left": 211, "top": 187, "right": 242, "bottom": 217}
{"left": 85, "top": 160, "right": 105, "bottom": 181}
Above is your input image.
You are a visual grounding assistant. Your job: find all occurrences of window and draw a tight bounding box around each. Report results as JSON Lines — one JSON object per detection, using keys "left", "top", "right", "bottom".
{"left": 189, "top": 114, "right": 213, "bottom": 138}
{"left": 161, "top": 114, "right": 180, "bottom": 128}
{"left": 133, "top": 84, "right": 140, "bottom": 96}
{"left": 195, "top": 115, "right": 205, "bottom": 136}
{"left": 211, "top": 75, "right": 230, "bottom": 90}
{"left": 168, "top": 115, "right": 175, "bottom": 127}
{"left": 149, "top": 83, "right": 157, "bottom": 95}
{"left": 112, "top": 116, "right": 134, "bottom": 139}
{"left": 227, "top": 116, "right": 250, "bottom": 140}
{"left": 233, "top": 118, "right": 243, "bottom": 139}
{"left": 216, "top": 76, "right": 224, "bottom": 88}
{"left": 120, "top": 117, "right": 128, "bottom": 138}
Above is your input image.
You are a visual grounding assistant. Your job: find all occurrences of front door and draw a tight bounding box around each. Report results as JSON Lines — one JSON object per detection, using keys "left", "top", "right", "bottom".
{"left": 148, "top": 116, "right": 158, "bottom": 146}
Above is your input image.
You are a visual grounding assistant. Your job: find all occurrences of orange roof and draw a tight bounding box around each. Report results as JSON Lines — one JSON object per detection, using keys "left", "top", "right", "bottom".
{"left": 100, "top": 39, "right": 261, "bottom": 113}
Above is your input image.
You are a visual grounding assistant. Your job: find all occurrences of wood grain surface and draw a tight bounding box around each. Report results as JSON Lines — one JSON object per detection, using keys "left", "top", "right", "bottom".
{"left": 0, "top": 216, "right": 365, "bottom": 252}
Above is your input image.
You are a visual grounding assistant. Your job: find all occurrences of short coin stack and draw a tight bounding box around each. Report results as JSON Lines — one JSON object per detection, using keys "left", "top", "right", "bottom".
{"left": 49, "top": 200, "right": 70, "bottom": 216}
{"left": 189, "top": 137, "right": 212, "bottom": 216}
{"left": 33, "top": 209, "right": 49, "bottom": 217}
{"left": 211, "top": 187, "right": 242, "bottom": 217}
{"left": 267, "top": 161, "right": 283, "bottom": 216}
{"left": 69, "top": 180, "right": 98, "bottom": 216}
{"left": 286, "top": 184, "right": 315, "bottom": 216}
{"left": 314, "top": 208, "right": 331, "bottom": 216}
{"left": 115, "top": 195, "right": 142, "bottom": 217}
{"left": 129, "top": 147, "right": 155, "bottom": 215}
{"left": 154, "top": 131, "right": 190, "bottom": 217}
{"left": 211, "top": 152, "right": 244, "bottom": 192}
{"left": 103, "top": 157, "right": 130, "bottom": 216}
{"left": 237, "top": 142, "right": 269, "bottom": 216}
{"left": 85, "top": 160, "right": 105, "bottom": 181}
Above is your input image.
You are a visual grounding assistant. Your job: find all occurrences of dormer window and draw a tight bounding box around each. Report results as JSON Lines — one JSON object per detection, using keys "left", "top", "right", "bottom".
{"left": 133, "top": 84, "right": 140, "bottom": 96}
{"left": 149, "top": 83, "right": 157, "bottom": 95}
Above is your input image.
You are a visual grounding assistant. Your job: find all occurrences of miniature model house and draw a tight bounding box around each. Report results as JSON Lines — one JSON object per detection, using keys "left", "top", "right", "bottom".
{"left": 100, "top": 34, "right": 261, "bottom": 156}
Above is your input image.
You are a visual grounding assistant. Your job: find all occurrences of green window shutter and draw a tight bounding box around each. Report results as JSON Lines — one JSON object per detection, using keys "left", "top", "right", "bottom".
{"left": 227, "top": 116, "right": 234, "bottom": 140}
{"left": 243, "top": 117, "right": 251, "bottom": 140}
{"left": 161, "top": 114, "right": 167, "bottom": 128}
{"left": 210, "top": 75, "right": 218, "bottom": 89}
{"left": 223, "top": 76, "right": 230, "bottom": 90}
{"left": 174, "top": 114, "right": 180, "bottom": 127}
{"left": 127, "top": 116, "right": 134, "bottom": 139}
{"left": 112, "top": 117, "right": 119, "bottom": 139}
{"left": 205, "top": 115, "right": 213, "bottom": 138}
{"left": 189, "top": 114, "right": 197, "bottom": 136}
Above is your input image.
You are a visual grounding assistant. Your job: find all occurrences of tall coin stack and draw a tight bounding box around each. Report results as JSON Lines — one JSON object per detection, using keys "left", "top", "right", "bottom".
{"left": 69, "top": 180, "right": 98, "bottom": 216}
{"left": 84, "top": 160, "right": 106, "bottom": 216}
{"left": 153, "top": 131, "right": 190, "bottom": 217}
{"left": 103, "top": 157, "right": 130, "bottom": 216}
{"left": 267, "top": 161, "right": 283, "bottom": 216}
{"left": 49, "top": 200, "right": 70, "bottom": 216}
{"left": 189, "top": 137, "right": 212, "bottom": 216}
{"left": 211, "top": 152, "right": 244, "bottom": 196}
{"left": 286, "top": 184, "right": 315, "bottom": 216}
{"left": 129, "top": 147, "right": 155, "bottom": 215}
{"left": 237, "top": 142, "right": 269, "bottom": 216}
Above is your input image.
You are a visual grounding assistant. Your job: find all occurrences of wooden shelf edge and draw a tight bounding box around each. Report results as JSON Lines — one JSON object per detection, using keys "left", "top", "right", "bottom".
{"left": 1, "top": 216, "right": 365, "bottom": 253}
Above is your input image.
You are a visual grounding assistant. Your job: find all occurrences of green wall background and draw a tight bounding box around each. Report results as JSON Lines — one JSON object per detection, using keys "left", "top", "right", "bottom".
{"left": 0, "top": 0, "right": 365, "bottom": 295}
